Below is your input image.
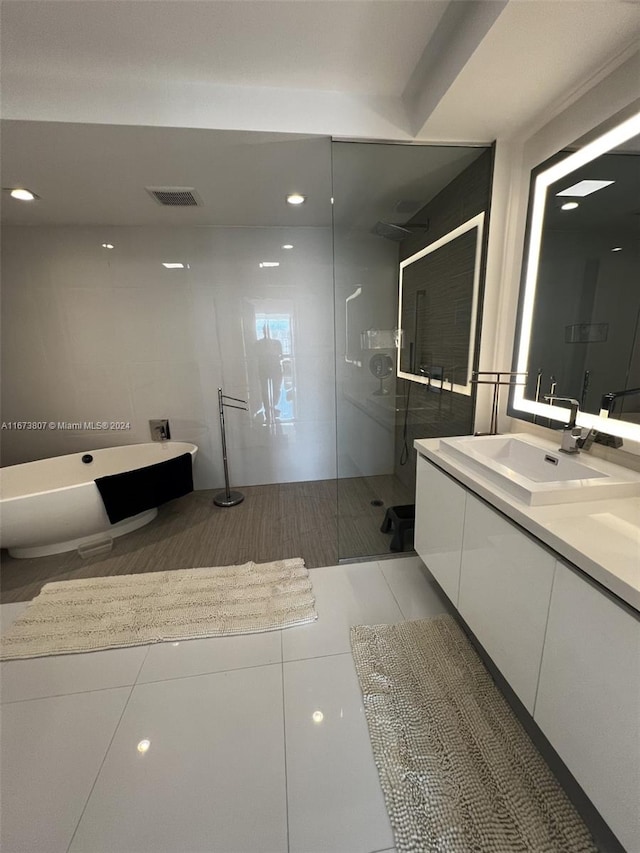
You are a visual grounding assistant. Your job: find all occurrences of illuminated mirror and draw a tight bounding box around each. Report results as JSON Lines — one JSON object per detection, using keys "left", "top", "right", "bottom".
{"left": 397, "top": 213, "right": 484, "bottom": 395}
{"left": 511, "top": 110, "right": 640, "bottom": 442}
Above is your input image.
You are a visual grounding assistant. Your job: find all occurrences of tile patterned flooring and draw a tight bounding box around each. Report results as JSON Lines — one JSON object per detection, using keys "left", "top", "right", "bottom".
{"left": 0, "top": 556, "right": 450, "bottom": 853}
{"left": 1, "top": 476, "right": 414, "bottom": 603}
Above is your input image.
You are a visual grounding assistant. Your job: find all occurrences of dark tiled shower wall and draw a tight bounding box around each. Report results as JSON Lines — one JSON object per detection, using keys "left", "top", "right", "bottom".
{"left": 394, "top": 148, "right": 494, "bottom": 494}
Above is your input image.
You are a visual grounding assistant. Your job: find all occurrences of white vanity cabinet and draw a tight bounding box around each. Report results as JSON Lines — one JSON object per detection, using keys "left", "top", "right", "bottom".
{"left": 457, "top": 492, "right": 556, "bottom": 713}
{"left": 534, "top": 561, "right": 640, "bottom": 853}
{"left": 415, "top": 456, "right": 466, "bottom": 605}
{"left": 415, "top": 447, "right": 640, "bottom": 851}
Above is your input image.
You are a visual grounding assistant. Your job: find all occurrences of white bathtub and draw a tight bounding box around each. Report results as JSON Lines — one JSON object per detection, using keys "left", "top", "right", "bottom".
{"left": 0, "top": 441, "right": 198, "bottom": 559}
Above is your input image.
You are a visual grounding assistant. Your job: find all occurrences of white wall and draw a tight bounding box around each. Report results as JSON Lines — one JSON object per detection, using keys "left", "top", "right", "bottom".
{"left": 478, "top": 50, "right": 640, "bottom": 458}
{"left": 0, "top": 225, "right": 336, "bottom": 487}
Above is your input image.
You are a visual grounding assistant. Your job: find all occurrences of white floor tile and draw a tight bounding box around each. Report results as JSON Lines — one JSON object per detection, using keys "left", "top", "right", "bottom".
{"left": 0, "top": 687, "right": 130, "bottom": 853}
{"left": 1, "top": 646, "right": 149, "bottom": 703}
{"left": 284, "top": 653, "right": 394, "bottom": 853}
{"left": 0, "top": 601, "right": 29, "bottom": 631}
{"left": 378, "top": 556, "right": 450, "bottom": 620}
{"left": 137, "top": 629, "right": 281, "bottom": 684}
{"left": 69, "top": 664, "right": 287, "bottom": 853}
{"left": 283, "top": 563, "right": 404, "bottom": 662}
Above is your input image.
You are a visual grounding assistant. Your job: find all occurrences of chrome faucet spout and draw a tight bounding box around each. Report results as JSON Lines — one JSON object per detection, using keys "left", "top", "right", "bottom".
{"left": 544, "top": 396, "right": 581, "bottom": 453}
{"left": 544, "top": 396, "right": 580, "bottom": 429}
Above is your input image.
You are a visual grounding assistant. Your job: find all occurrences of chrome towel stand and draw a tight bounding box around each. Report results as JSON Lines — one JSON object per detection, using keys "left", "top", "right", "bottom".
{"left": 214, "top": 387, "right": 248, "bottom": 508}
{"left": 471, "top": 371, "right": 527, "bottom": 435}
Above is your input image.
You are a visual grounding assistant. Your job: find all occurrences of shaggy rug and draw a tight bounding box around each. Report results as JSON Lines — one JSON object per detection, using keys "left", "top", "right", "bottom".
{"left": 350, "top": 614, "right": 597, "bottom": 853}
{"left": 1, "top": 558, "right": 316, "bottom": 659}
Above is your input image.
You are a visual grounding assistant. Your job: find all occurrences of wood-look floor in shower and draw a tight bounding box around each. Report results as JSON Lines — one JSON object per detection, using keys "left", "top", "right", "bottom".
{"left": 0, "top": 476, "right": 414, "bottom": 602}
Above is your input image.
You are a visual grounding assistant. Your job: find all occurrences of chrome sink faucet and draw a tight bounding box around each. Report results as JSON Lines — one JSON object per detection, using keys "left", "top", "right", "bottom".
{"left": 544, "top": 396, "right": 582, "bottom": 453}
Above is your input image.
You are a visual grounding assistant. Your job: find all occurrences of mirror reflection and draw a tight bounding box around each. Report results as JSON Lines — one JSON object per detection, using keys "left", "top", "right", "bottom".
{"left": 512, "top": 111, "right": 640, "bottom": 440}
{"left": 524, "top": 135, "right": 640, "bottom": 423}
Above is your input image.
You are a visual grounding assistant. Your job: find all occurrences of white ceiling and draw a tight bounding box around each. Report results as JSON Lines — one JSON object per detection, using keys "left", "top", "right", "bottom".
{"left": 0, "top": 0, "right": 638, "bottom": 228}
{"left": 421, "top": 1, "right": 640, "bottom": 141}
{"left": 0, "top": 120, "right": 483, "bottom": 227}
{"left": 1, "top": 0, "right": 450, "bottom": 98}
{"left": 1, "top": 1, "right": 639, "bottom": 142}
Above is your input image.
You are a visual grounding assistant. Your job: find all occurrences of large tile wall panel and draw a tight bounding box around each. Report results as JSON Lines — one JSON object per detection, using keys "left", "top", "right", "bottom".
{"left": 1, "top": 224, "right": 336, "bottom": 487}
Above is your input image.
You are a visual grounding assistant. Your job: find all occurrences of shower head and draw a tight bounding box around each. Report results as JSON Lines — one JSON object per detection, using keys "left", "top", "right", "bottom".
{"left": 373, "top": 221, "right": 412, "bottom": 241}
{"left": 372, "top": 220, "right": 430, "bottom": 242}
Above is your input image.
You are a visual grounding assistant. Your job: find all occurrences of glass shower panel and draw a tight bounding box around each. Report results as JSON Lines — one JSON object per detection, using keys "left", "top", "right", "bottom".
{"left": 198, "top": 134, "right": 336, "bottom": 486}
{"left": 331, "top": 141, "right": 492, "bottom": 561}
{"left": 200, "top": 133, "right": 337, "bottom": 565}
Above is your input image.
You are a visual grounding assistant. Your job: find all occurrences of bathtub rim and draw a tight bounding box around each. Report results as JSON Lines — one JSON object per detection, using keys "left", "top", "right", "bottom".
{"left": 0, "top": 441, "right": 198, "bottom": 503}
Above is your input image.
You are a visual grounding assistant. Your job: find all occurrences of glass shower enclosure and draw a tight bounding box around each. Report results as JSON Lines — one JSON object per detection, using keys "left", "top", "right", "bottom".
{"left": 331, "top": 140, "right": 493, "bottom": 561}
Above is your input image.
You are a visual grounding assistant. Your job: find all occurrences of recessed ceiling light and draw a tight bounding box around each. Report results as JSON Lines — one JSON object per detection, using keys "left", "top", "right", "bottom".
{"left": 286, "top": 193, "right": 306, "bottom": 205}
{"left": 101, "top": 243, "right": 115, "bottom": 250}
{"left": 9, "top": 188, "right": 37, "bottom": 201}
{"left": 560, "top": 201, "right": 579, "bottom": 211}
{"left": 259, "top": 262, "right": 280, "bottom": 268}
{"left": 162, "top": 262, "right": 185, "bottom": 269}
{"left": 282, "top": 244, "right": 293, "bottom": 250}
{"left": 137, "top": 739, "right": 151, "bottom": 754}
{"left": 312, "top": 711, "right": 324, "bottom": 724}
{"left": 611, "top": 247, "right": 623, "bottom": 252}
{"left": 556, "top": 180, "right": 614, "bottom": 197}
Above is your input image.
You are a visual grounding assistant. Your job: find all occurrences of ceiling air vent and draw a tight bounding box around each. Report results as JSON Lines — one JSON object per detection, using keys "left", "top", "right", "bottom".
{"left": 145, "top": 187, "right": 202, "bottom": 207}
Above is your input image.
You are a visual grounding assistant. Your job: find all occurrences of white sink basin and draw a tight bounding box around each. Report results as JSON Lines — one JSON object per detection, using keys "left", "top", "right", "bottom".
{"left": 438, "top": 434, "right": 640, "bottom": 505}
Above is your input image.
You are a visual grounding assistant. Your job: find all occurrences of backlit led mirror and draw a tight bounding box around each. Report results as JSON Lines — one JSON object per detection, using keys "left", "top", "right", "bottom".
{"left": 397, "top": 213, "right": 484, "bottom": 395}
{"left": 511, "top": 110, "right": 640, "bottom": 442}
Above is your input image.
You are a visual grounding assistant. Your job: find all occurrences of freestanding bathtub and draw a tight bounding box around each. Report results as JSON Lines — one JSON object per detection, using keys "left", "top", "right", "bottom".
{"left": 0, "top": 441, "right": 198, "bottom": 558}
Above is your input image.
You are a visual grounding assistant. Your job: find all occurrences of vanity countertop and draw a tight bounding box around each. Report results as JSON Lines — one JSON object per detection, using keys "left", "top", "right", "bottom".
{"left": 415, "top": 435, "right": 640, "bottom": 612}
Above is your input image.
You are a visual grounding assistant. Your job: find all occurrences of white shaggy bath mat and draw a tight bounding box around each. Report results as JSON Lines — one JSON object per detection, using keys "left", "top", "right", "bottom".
{"left": 350, "top": 615, "right": 597, "bottom": 853}
{"left": 0, "top": 558, "right": 316, "bottom": 659}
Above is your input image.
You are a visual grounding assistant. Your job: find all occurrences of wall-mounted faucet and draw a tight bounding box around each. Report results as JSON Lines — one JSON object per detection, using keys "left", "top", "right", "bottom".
{"left": 149, "top": 419, "right": 171, "bottom": 441}
{"left": 544, "top": 396, "right": 581, "bottom": 453}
